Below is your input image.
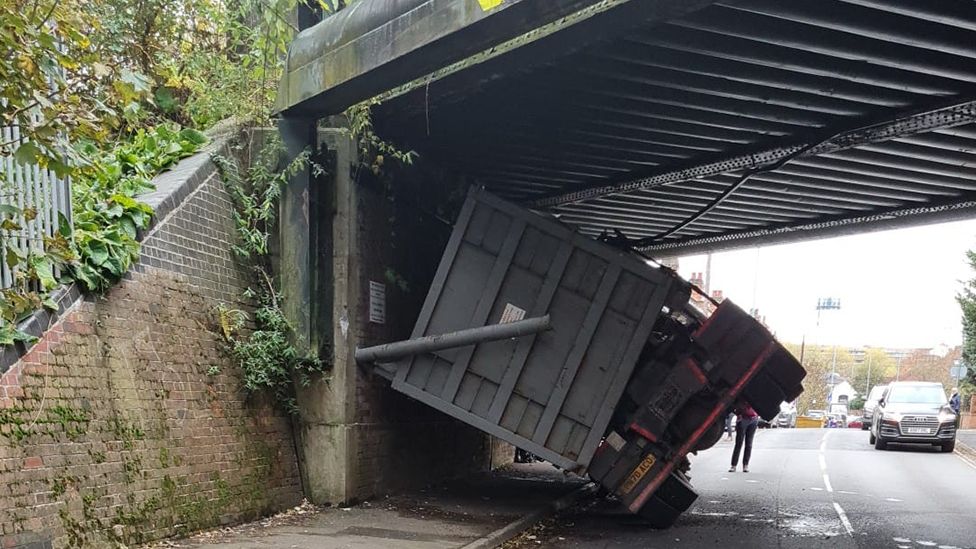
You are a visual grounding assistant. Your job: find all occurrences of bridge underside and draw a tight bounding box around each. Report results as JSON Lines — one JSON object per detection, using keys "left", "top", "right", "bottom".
{"left": 279, "top": 0, "right": 976, "bottom": 256}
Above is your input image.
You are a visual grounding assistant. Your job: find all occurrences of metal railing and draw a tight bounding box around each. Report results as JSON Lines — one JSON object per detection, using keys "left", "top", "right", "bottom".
{"left": 0, "top": 121, "right": 73, "bottom": 290}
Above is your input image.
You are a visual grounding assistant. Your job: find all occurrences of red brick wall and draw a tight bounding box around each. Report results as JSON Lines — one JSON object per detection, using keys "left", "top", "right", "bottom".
{"left": 0, "top": 163, "right": 302, "bottom": 548}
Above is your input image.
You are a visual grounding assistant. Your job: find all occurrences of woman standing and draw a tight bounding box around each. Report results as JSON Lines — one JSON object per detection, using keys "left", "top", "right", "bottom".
{"left": 729, "top": 399, "right": 759, "bottom": 473}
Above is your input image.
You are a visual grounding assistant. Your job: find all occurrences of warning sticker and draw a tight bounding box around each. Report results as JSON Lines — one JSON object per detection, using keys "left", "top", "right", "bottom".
{"left": 620, "top": 453, "right": 657, "bottom": 495}
{"left": 499, "top": 303, "right": 526, "bottom": 324}
{"left": 477, "top": 0, "right": 504, "bottom": 11}
{"left": 606, "top": 431, "right": 626, "bottom": 452}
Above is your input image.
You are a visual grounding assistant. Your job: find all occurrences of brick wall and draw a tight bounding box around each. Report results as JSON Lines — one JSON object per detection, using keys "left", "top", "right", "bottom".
{"left": 0, "top": 147, "right": 302, "bottom": 548}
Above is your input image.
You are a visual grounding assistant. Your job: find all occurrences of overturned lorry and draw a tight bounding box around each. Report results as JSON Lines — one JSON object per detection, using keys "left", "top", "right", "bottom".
{"left": 356, "top": 188, "right": 806, "bottom": 527}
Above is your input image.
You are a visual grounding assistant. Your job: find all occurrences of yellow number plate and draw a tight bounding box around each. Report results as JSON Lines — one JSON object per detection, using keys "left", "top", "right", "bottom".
{"left": 620, "top": 453, "right": 657, "bottom": 495}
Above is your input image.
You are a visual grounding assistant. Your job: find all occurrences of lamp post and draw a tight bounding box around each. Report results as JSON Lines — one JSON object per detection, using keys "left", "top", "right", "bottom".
{"left": 817, "top": 297, "right": 842, "bottom": 406}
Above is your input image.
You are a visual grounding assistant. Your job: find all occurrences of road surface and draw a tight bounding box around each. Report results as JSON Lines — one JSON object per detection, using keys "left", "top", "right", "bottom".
{"left": 521, "top": 428, "right": 976, "bottom": 549}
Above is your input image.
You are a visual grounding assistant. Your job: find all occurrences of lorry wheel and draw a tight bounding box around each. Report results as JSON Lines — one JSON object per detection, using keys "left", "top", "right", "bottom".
{"left": 637, "top": 495, "right": 681, "bottom": 529}
{"left": 763, "top": 347, "right": 807, "bottom": 396}
{"left": 635, "top": 471, "right": 698, "bottom": 529}
{"left": 742, "top": 370, "right": 786, "bottom": 420}
{"left": 655, "top": 471, "right": 698, "bottom": 513}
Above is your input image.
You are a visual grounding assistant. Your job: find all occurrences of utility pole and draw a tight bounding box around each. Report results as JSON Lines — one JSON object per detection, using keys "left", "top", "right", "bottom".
{"left": 704, "top": 252, "right": 712, "bottom": 295}
{"left": 865, "top": 351, "right": 872, "bottom": 395}
{"left": 816, "top": 297, "right": 841, "bottom": 405}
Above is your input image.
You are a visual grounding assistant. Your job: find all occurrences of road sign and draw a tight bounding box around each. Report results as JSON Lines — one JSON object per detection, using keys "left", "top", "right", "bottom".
{"left": 950, "top": 365, "right": 968, "bottom": 380}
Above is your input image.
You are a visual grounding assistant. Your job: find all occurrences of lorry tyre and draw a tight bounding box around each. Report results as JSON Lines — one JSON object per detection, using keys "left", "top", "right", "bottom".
{"left": 634, "top": 471, "right": 698, "bottom": 529}
{"left": 637, "top": 495, "right": 682, "bottom": 529}
{"left": 763, "top": 347, "right": 807, "bottom": 395}
{"left": 742, "top": 371, "right": 786, "bottom": 420}
{"left": 656, "top": 471, "right": 698, "bottom": 513}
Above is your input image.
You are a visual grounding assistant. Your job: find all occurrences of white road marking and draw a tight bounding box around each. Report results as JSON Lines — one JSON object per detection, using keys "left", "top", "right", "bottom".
{"left": 837, "top": 490, "right": 857, "bottom": 495}
{"left": 894, "top": 538, "right": 911, "bottom": 543}
{"left": 809, "top": 487, "right": 824, "bottom": 491}
{"left": 832, "top": 502, "right": 854, "bottom": 537}
{"left": 938, "top": 545, "right": 960, "bottom": 549}
{"left": 917, "top": 542, "right": 937, "bottom": 547}
{"left": 885, "top": 497, "right": 903, "bottom": 502}
{"left": 819, "top": 430, "right": 854, "bottom": 536}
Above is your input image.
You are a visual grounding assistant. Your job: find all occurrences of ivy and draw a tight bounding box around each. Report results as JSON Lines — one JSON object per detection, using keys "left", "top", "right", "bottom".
{"left": 212, "top": 136, "right": 325, "bottom": 412}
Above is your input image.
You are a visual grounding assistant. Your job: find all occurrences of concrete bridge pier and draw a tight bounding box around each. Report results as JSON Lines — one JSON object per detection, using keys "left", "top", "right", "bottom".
{"left": 278, "top": 118, "right": 508, "bottom": 505}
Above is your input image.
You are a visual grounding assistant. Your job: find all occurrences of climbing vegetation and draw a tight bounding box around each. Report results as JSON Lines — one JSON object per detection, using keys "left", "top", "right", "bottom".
{"left": 212, "top": 136, "right": 326, "bottom": 412}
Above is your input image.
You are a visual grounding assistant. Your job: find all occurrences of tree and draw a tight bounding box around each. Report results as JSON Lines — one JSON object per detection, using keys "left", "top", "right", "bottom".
{"left": 956, "top": 250, "right": 976, "bottom": 388}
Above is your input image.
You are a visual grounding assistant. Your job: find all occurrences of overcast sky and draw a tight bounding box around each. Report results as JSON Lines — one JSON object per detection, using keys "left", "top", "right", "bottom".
{"left": 675, "top": 219, "right": 976, "bottom": 350}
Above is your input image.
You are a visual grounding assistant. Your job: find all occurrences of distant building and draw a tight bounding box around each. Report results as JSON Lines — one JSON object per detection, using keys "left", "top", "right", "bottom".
{"left": 829, "top": 379, "right": 858, "bottom": 406}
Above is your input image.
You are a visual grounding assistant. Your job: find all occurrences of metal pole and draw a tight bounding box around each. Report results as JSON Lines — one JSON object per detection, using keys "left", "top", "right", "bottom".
{"left": 355, "top": 315, "right": 552, "bottom": 364}
{"left": 830, "top": 344, "right": 838, "bottom": 404}
{"left": 865, "top": 353, "right": 872, "bottom": 396}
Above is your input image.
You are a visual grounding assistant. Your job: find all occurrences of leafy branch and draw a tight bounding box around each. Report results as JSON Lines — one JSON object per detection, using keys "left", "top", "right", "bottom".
{"left": 212, "top": 134, "right": 326, "bottom": 412}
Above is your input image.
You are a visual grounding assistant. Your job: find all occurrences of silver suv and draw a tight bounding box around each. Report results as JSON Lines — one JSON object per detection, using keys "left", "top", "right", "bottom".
{"left": 869, "top": 382, "right": 957, "bottom": 452}
{"left": 861, "top": 384, "right": 888, "bottom": 431}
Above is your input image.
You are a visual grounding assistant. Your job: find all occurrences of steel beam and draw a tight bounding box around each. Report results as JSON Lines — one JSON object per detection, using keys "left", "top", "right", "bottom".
{"left": 640, "top": 198, "right": 976, "bottom": 257}
{"left": 530, "top": 98, "right": 976, "bottom": 208}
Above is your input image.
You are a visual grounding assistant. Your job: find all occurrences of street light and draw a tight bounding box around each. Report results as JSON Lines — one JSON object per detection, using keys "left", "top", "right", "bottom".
{"left": 817, "top": 297, "right": 842, "bottom": 406}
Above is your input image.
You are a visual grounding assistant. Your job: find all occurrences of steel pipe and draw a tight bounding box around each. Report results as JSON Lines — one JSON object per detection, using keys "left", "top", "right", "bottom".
{"left": 355, "top": 315, "right": 552, "bottom": 364}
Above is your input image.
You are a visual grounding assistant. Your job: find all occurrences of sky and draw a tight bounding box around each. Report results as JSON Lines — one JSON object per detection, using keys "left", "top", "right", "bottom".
{"left": 675, "top": 219, "right": 976, "bottom": 350}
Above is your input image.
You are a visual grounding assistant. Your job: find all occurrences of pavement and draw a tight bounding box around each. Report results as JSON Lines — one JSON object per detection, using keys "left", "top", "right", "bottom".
{"left": 956, "top": 429, "right": 976, "bottom": 454}
{"left": 145, "top": 462, "right": 587, "bottom": 549}
{"left": 512, "top": 428, "right": 976, "bottom": 549}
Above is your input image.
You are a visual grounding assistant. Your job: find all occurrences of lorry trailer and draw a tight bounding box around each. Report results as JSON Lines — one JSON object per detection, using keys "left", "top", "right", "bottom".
{"left": 357, "top": 188, "right": 806, "bottom": 527}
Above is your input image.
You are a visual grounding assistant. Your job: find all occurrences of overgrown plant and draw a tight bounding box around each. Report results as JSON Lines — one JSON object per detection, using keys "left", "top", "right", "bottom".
{"left": 346, "top": 100, "right": 417, "bottom": 176}
{"left": 212, "top": 136, "right": 325, "bottom": 412}
{"left": 0, "top": 125, "right": 206, "bottom": 344}
{"left": 69, "top": 125, "right": 207, "bottom": 291}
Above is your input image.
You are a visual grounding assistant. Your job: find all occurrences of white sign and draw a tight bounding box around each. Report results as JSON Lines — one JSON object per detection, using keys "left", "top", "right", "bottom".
{"left": 369, "top": 281, "right": 386, "bottom": 324}
{"left": 499, "top": 303, "right": 526, "bottom": 324}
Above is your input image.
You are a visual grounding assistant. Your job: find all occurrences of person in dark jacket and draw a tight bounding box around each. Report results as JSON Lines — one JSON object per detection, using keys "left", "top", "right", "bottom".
{"left": 950, "top": 387, "right": 961, "bottom": 428}
{"left": 729, "top": 399, "right": 759, "bottom": 473}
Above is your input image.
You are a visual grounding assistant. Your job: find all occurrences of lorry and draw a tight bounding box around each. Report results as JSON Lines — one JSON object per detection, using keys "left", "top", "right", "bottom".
{"left": 356, "top": 188, "right": 806, "bottom": 527}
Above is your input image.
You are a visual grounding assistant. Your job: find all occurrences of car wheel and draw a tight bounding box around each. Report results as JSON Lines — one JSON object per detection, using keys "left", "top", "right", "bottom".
{"left": 941, "top": 440, "right": 955, "bottom": 453}
{"left": 874, "top": 434, "right": 887, "bottom": 450}
{"left": 869, "top": 431, "right": 876, "bottom": 445}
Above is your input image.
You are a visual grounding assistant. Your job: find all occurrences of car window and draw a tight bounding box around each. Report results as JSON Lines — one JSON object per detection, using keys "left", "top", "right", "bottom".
{"left": 885, "top": 385, "right": 947, "bottom": 404}
{"left": 868, "top": 386, "right": 886, "bottom": 401}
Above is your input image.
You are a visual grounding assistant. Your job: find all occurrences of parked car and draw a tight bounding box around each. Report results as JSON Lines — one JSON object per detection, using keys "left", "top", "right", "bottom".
{"left": 870, "top": 381, "right": 957, "bottom": 452}
{"left": 774, "top": 402, "right": 797, "bottom": 428}
{"left": 862, "top": 384, "right": 888, "bottom": 431}
{"left": 847, "top": 416, "right": 863, "bottom": 429}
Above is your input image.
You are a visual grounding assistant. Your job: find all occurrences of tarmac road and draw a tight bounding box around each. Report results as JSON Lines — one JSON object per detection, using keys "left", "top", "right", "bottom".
{"left": 522, "top": 428, "right": 976, "bottom": 549}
